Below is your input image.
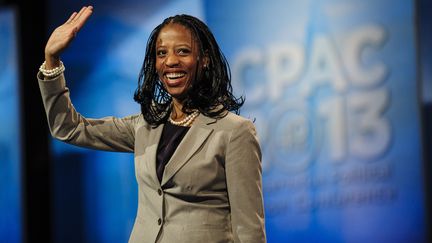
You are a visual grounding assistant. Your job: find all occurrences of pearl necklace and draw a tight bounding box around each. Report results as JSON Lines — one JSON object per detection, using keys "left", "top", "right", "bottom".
{"left": 168, "top": 111, "right": 199, "bottom": 127}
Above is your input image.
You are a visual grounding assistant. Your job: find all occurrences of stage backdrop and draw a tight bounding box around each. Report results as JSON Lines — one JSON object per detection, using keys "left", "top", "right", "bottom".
{"left": 0, "top": 7, "right": 22, "bottom": 243}
{"left": 206, "top": 0, "right": 425, "bottom": 242}
{"left": 48, "top": 0, "right": 426, "bottom": 242}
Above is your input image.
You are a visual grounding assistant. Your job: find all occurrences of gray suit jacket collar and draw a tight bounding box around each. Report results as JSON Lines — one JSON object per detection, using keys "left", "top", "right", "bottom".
{"left": 147, "top": 114, "right": 217, "bottom": 187}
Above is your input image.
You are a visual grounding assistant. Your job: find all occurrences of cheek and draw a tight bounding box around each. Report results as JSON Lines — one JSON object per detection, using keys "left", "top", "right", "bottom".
{"left": 186, "top": 60, "right": 199, "bottom": 74}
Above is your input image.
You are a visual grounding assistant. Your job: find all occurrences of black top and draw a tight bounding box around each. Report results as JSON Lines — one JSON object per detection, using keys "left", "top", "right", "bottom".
{"left": 156, "top": 122, "right": 190, "bottom": 183}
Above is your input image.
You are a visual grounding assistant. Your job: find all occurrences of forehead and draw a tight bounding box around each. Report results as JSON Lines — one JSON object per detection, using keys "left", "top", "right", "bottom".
{"left": 156, "top": 23, "right": 197, "bottom": 45}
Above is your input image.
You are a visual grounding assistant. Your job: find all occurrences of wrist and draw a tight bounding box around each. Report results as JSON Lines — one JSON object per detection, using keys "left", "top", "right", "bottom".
{"left": 44, "top": 54, "right": 60, "bottom": 69}
{"left": 39, "top": 60, "right": 65, "bottom": 78}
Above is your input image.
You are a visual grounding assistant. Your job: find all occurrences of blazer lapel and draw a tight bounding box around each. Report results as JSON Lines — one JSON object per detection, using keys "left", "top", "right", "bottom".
{"left": 161, "top": 114, "right": 215, "bottom": 186}
{"left": 146, "top": 123, "right": 165, "bottom": 186}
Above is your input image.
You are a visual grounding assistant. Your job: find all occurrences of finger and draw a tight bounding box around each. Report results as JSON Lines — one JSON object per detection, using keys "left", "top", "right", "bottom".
{"left": 72, "top": 6, "right": 88, "bottom": 23}
{"left": 74, "top": 7, "right": 93, "bottom": 32}
{"left": 66, "top": 12, "right": 77, "bottom": 24}
{"left": 74, "top": 6, "right": 92, "bottom": 25}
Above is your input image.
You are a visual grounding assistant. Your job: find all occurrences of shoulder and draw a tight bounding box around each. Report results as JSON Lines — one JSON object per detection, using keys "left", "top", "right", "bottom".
{"left": 220, "top": 112, "right": 254, "bottom": 128}
{"left": 200, "top": 112, "right": 257, "bottom": 134}
{"left": 218, "top": 113, "right": 261, "bottom": 154}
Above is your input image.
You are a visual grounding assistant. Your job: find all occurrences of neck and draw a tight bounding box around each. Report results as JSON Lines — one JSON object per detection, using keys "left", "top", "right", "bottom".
{"left": 171, "top": 99, "right": 185, "bottom": 120}
{"left": 169, "top": 99, "right": 199, "bottom": 126}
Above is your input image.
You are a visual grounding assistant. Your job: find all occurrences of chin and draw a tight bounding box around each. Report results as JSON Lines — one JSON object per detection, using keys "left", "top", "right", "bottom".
{"left": 166, "top": 88, "right": 187, "bottom": 99}
{"left": 164, "top": 82, "right": 191, "bottom": 98}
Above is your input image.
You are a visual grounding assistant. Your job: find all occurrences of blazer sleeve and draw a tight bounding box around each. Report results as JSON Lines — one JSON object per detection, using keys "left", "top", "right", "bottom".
{"left": 37, "top": 72, "right": 138, "bottom": 152}
{"left": 225, "top": 119, "right": 266, "bottom": 243}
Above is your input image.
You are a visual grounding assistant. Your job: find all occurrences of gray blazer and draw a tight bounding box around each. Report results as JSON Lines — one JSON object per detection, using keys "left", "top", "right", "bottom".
{"left": 38, "top": 73, "right": 266, "bottom": 243}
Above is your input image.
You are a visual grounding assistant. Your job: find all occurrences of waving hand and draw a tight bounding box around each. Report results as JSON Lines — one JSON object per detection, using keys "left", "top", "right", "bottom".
{"left": 44, "top": 6, "right": 93, "bottom": 69}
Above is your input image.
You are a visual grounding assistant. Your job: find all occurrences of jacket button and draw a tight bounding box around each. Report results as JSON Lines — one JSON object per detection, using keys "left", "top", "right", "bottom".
{"left": 157, "top": 218, "right": 162, "bottom": 225}
{"left": 157, "top": 189, "right": 162, "bottom": 196}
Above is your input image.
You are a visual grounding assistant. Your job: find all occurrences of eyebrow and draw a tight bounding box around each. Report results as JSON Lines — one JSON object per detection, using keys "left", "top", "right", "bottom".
{"left": 156, "top": 43, "right": 192, "bottom": 48}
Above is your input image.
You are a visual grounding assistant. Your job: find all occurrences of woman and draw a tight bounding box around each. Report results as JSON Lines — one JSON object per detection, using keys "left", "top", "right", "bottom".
{"left": 38, "top": 6, "right": 266, "bottom": 243}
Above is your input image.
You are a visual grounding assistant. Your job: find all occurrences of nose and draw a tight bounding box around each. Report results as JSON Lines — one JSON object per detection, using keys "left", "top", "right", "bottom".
{"left": 165, "top": 52, "right": 179, "bottom": 67}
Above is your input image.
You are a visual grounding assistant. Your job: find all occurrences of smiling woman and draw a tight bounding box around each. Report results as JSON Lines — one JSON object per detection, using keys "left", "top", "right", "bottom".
{"left": 37, "top": 6, "right": 265, "bottom": 243}
{"left": 156, "top": 23, "right": 200, "bottom": 102}
{"left": 134, "top": 14, "right": 245, "bottom": 127}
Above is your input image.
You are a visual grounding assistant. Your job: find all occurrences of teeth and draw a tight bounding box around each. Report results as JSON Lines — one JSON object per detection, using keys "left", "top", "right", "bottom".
{"left": 166, "top": 72, "right": 185, "bottom": 79}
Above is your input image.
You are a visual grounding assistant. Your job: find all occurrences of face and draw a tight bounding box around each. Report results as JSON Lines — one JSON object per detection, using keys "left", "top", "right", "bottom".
{"left": 155, "top": 23, "right": 201, "bottom": 100}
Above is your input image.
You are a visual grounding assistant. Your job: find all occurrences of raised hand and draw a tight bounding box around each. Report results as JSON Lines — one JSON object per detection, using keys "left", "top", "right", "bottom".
{"left": 44, "top": 6, "right": 93, "bottom": 69}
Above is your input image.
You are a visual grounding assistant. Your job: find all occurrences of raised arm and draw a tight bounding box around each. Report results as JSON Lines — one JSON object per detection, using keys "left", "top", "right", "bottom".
{"left": 38, "top": 6, "right": 139, "bottom": 152}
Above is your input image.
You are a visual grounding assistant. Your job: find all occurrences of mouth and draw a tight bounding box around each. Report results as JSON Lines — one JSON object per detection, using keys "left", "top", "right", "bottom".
{"left": 164, "top": 72, "right": 187, "bottom": 86}
{"left": 165, "top": 72, "right": 186, "bottom": 79}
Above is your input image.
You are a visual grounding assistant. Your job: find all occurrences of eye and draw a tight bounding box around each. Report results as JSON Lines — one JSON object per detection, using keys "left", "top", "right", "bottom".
{"left": 156, "top": 49, "right": 166, "bottom": 57}
{"left": 178, "top": 48, "right": 191, "bottom": 55}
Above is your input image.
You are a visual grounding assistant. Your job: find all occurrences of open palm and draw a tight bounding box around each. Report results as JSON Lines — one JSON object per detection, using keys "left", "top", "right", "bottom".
{"left": 44, "top": 6, "right": 93, "bottom": 68}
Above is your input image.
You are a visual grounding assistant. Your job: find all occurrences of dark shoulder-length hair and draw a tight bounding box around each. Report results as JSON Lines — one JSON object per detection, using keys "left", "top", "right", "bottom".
{"left": 134, "top": 14, "right": 244, "bottom": 126}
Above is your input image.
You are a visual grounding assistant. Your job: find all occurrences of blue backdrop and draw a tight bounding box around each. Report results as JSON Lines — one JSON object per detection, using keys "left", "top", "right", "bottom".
{"left": 47, "top": 0, "right": 426, "bottom": 242}
{"left": 205, "top": 0, "right": 424, "bottom": 242}
{"left": 0, "top": 7, "right": 22, "bottom": 243}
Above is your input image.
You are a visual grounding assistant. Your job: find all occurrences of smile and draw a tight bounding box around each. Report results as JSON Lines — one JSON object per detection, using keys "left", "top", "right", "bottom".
{"left": 165, "top": 72, "right": 186, "bottom": 80}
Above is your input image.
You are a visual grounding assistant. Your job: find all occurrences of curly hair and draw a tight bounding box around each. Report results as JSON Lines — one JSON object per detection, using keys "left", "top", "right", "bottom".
{"left": 133, "top": 14, "right": 244, "bottom": 126}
